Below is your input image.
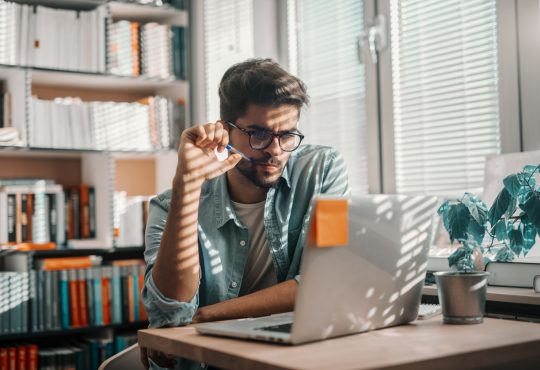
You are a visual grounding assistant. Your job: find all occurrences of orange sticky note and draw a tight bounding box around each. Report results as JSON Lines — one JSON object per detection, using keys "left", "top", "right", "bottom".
{"left": 308, "top": 199, "right": 349, "bottom": 247}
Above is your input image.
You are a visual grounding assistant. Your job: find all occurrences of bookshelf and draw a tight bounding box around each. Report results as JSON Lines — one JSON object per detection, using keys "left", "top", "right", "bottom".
{"left": 0, "top": 0, "right": 187, "bottom": 248}
{"left": 0, "top": 0, "right": 189, "bottom": 367}
{"left": 0, "top": 320, "right": 146, "bottom": 342}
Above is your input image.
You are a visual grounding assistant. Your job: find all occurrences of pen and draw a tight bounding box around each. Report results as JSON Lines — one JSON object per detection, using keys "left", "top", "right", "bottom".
{"left": 226, "top": 144, "right": 252, "bottom": 162}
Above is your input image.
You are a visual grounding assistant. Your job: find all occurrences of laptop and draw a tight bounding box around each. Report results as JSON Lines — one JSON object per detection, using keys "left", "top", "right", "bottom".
{"left": 195, "top": 194, "right": 439, "bottom": 344}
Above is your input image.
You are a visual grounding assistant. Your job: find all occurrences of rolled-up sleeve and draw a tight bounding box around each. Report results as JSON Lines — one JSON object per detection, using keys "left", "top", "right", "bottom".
{"left": 142, "top": 193, "right": 199, "bottom": 328}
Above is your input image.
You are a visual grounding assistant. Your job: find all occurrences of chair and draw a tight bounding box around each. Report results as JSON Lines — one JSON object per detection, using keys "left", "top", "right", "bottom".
{"left": 99, "top": 343, "right": 145, "bottom": 370}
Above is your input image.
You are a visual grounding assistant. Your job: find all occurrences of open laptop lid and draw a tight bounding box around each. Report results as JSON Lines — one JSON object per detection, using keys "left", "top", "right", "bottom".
{"left": 290, "top": 194, "right": 438, "bottom": 344}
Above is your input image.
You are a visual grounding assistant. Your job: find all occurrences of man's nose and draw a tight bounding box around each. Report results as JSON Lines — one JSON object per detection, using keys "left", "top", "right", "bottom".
{"left": 264, "top": 136, "right": 282, "bottom": 156}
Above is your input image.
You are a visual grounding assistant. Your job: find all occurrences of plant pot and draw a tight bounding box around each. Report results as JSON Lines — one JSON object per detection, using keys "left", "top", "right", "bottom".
{"left": 434, "top": 271, "right": 489, "bottom": 324}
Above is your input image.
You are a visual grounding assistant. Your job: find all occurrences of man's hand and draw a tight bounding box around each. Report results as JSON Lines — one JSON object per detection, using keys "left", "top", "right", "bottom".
{"left": 140, "top": 346, "right": 177, "bottom": 370}
{"left": 178, "top": 121, "right": 241, "bottom": 186}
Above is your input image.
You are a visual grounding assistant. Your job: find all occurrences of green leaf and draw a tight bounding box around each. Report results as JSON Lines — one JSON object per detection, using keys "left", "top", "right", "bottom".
{"left": 523, "top": 164, "right": 540, "bottom": 174}
{"left": 448, "top": 247, "right": 473, "bottom": 270}
{"left": 462, "top": 192, "right": 488, "bottom": 226}
{"left": 494, "top": 220, "right": 508, "bottom": 242}
{"left": 522, "top": 221, "right": 537, "bottom": 256}
{"left": 448, "top": 203, "right": 471, "bottom": 242}
{"left": 508, "top": 228, "right": 524, "bottom": 256}
{"left": 495, "top": 246, "right": 515, "bottom": 262}
{"left": 503, "top": 173, "right": 528, "bottom": 197}
{"left": 521, "top": 192, "right": 540, "bottom": 228}
{"left": 507, "top": 196, "right": 517, "bottom": 217}
{"left": 488, "top": 188, "right": 511, "bottom": 226}
{"left": 437, "top": 201, "right": 452, "bottom": 231}
{"left": 467, "top": 217, "right": 485, "bottom": 245}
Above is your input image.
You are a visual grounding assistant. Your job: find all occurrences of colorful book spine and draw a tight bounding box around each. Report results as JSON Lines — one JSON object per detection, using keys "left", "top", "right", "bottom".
{"left": 50, "top": 270, "right": 60, "bottom": 329}
{"left": 111, "top": 265, "right": 122, "bottom": 324}
{"left": 16, "top": 345, "right": 26, "bottom": 370}
{"left": 59, "top": 269, "right": 70, "bottom": 329}
{"left": 27, "top": 344, "right": 38, "bottom": 370}
{"left": 138, "top": 264, "right": 147, "bottom": 321}
{"left": 131, "top": 264, "right": 140, "bottom": 321}
{"left": 101, "top": 266, "right": 111, "bottom": 325}
{"left": 77, "top": 268, "right": 88, "bottom": 327}
{"left": 85, "top": 268, "right": 95, "bottom": 326}
{"left": 93, "top": 267, "right": 103, "bottom": 326}
{"left": 68, "top": 269, "right": 80, "bottom": 327}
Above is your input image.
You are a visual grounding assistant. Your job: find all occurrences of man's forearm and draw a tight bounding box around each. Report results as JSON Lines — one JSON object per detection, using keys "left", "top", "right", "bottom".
{"left": 152, "top": 174, "right": 203, "bottom": 302}
{"left": 193, "top": 279, "right": 298, "bottom": 323}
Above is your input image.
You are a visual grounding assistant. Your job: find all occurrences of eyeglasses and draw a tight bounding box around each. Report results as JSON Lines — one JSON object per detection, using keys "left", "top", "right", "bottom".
{"left": 225, "top": 121, "right": 304, "bottom": 152}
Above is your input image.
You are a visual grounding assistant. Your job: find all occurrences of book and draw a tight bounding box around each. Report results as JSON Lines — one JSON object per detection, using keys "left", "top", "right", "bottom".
{"left": 0, "top": 273, "right": 10, "bottom": 334}
{"left": 67, "top": 269, "right": 78, "bottom": 328}
{"left": 16, "top": 345, "right": 26, "bottom": 370}
{"left": 0, "top": 348, "right": 7, "bottom": 370}
{"left": 27, "top": 344, "right": 38, "bottom": 370}
{"left": 111, "top": 265, "right": 122, "bottom": 324}
{"left": 50, "top": 269, "right": 60, "bottom": 329}
{"left": 77, "top": 268, "right": 89, "bottom": 327}
{"left": 486, "top": 262, "right": 540, "bottom": 288}
{"left": 101, "top": 266, "right": 111, "bottom": 325}
{"left": 58, "top": 270, "right": 72, "bottom": 329}
{"left": 35, "top": 256, "right": 100, "bottom": 271}
{"left": 92, "top": 267, "right": 103, "bottom": 326}
{"left": 85, "top": 268, "right": 95, "bottom": 326}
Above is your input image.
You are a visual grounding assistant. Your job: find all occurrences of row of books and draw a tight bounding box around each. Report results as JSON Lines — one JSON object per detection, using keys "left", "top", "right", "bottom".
{"left": 30, "top": 96, "right": 183, "bottom": 151}
{"left": 108, "top": 21, "right": 187, "bottom": 80}
{"left": 0, "top": 332, "right": 137, "bottom": 370}
{"left": 0, "top": 0, "right": 107, "bottom": 72}
{"left": 0, "top": 256, "right": 147, "bottom": 335}
{"left": 0, "top": 180, "right": 96, "bottom": 246}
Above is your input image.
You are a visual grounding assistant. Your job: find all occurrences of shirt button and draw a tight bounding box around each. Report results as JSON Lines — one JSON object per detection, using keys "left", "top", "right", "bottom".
{"left": 240, "top": 240, "right": 246, "bottom": 246}
{"left": 231, "top": 281, "right": 238, "bottom": 288}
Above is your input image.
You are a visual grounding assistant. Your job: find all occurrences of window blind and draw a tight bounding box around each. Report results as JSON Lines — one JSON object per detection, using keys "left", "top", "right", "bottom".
{"left": 203, "top": 0, "right": 254, "bottom": 121}
{"left": 390, "top": 0, "right": 501, "bottom": 194}
{"left": 289, "top": 0, "right": 369, "bottom": 195}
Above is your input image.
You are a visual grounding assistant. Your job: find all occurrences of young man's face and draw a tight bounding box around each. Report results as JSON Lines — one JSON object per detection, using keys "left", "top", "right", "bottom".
{"left": 229, "top": 104, "right": 300, "bottom": 189}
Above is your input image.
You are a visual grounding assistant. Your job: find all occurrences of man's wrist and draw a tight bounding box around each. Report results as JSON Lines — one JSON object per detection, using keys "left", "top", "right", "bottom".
{"left": 173, "top": 166, "right": 204, "bottom": 194}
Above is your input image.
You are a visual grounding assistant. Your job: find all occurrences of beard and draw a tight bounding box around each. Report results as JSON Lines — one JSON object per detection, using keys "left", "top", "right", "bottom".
{"left": 235, "top": 159, "right": 283, "bottom": 189}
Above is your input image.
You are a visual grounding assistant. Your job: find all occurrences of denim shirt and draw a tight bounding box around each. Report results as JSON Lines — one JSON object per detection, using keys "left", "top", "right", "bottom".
{"left": 142, "top": 145, "right": 350, "bottom": 370}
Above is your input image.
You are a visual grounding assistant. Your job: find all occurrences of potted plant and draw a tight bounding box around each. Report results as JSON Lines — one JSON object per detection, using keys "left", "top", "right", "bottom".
{"left": 435, "top": 163, "right": 540, "bottom": 324}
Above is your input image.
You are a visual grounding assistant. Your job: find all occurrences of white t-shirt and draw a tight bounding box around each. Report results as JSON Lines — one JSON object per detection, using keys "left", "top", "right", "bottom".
{"left": 231, "top": 199, "right": 277, "bottom": 295}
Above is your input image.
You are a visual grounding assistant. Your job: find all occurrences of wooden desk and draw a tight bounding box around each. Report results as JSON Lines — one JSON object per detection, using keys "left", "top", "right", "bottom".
{"left": 138, "top": 317, "right": 540, "bottom": 370}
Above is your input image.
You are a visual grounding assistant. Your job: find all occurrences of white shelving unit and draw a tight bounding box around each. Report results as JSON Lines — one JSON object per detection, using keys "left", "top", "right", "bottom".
{"left": 0, "top": 0, "right": 187, "bottom": 249}
{"left": 109, "top": 1, "right": 188, "bottom": 26}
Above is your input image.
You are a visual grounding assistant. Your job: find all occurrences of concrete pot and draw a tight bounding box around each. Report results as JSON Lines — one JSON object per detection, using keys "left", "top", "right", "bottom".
{"left": 434, "top": 271, "right": 489, "bottom": 324}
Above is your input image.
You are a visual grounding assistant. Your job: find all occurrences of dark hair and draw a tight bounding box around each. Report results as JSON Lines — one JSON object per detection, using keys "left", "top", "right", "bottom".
{"left": 219, "top": 58, "right": 309, "bottom": 123}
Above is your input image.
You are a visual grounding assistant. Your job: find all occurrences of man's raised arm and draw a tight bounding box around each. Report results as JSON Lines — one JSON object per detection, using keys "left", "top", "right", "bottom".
{"left": 151, "top": 122, "right": 241, "bottom": 302}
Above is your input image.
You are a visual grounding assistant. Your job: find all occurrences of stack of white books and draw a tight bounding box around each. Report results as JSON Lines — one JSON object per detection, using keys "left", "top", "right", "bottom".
{"left": 30, "top": 96, "right": 174, "bottom": 151}
{"left": 108, "top": 20, "right": 140, "bottom": 77}
{"left": 0, "top": 0, "right": 106, "bottom": 72}
{"left": 140, "top": 23, "right": 172, "bottom": 79}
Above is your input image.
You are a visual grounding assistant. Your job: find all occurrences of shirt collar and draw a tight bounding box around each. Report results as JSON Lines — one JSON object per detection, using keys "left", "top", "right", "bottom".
{"left": 212, "top": 164, "right": 292, "bottom": 229}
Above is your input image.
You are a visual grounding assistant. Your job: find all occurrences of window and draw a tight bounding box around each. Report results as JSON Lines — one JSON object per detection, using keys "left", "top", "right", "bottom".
{"left": 203, "top": 0, "right": 254, "bottom": 121}
{"left": 288, "top": 0, "right": 371, "bottom": 195}
{"left": 387, "top": 0, "right": 502, "bottom": 195}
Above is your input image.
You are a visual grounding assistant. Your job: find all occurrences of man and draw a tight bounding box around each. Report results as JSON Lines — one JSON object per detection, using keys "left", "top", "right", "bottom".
{"left": 140, "top": 59, "right": 350, "bottom": 369}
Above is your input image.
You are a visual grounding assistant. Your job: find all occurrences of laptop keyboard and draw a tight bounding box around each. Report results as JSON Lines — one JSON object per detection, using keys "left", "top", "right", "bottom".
{"left": 254, "top": 322, "right": 292, "bottom": 333}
